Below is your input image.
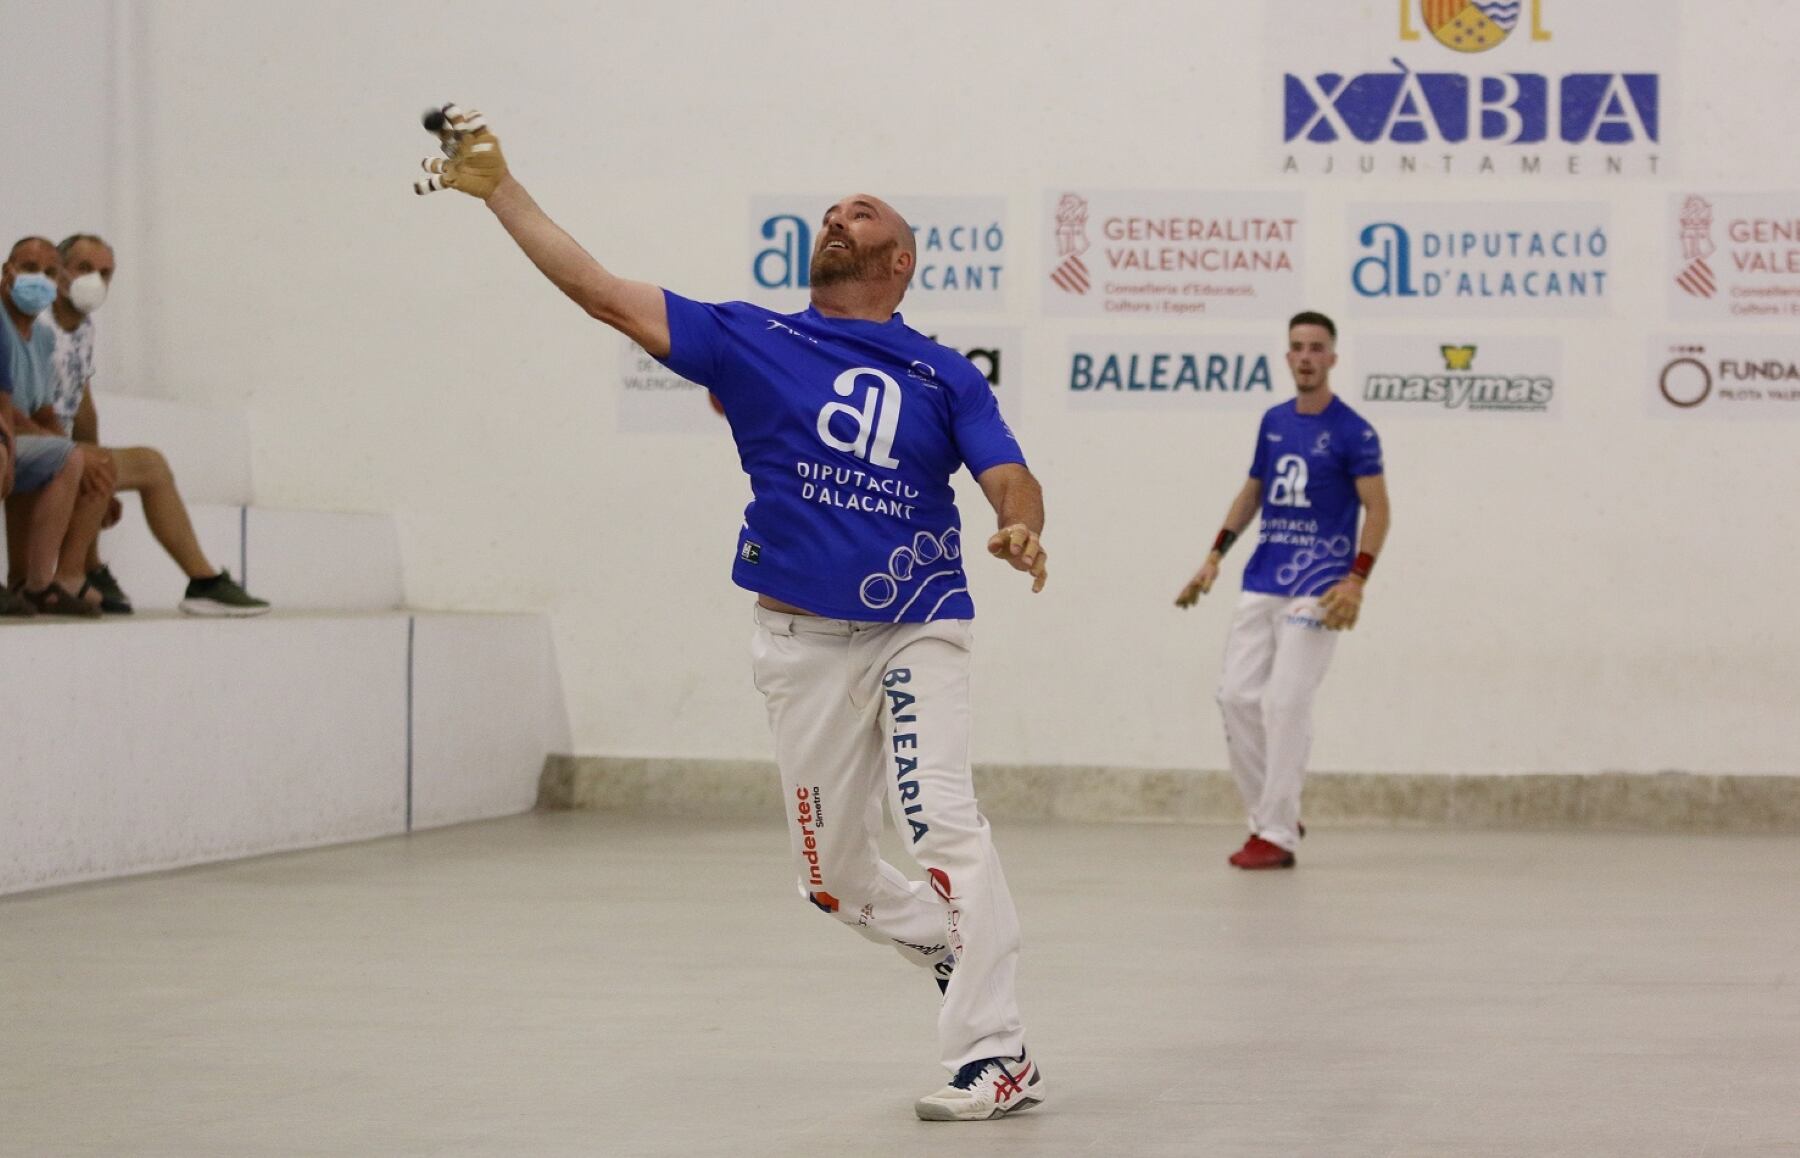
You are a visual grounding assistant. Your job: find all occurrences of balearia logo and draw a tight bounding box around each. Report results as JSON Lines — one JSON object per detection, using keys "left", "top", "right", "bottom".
{"left": 1070, "top": 349, "right": 1274, "bottom": 394}
{"left": 1278, "top": 0, "right": 1666, "bottom": 178}
{"left": 1365, "top": 343, "right": 1555, "bottom": 411}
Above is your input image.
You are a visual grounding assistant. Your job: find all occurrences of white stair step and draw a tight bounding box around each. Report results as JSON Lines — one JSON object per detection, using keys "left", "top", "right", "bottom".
{"left": 97, "top": 503, "right": 401, "bottom": 613}
{"left": 89, "top": 391, "right": 252, "bottom": 505}
{"left": 0, "top": 610, "right": 569, "bottom": 895}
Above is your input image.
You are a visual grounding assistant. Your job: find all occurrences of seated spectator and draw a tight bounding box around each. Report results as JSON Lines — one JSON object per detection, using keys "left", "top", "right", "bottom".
{"left": 1, "top": 236, "right": 107, "bottom": 618}
{"left": 46, "top": 234, "right": 269, "bottom": 616}
{"left": 0, "top": 336, "right": 26, "bottom": 616}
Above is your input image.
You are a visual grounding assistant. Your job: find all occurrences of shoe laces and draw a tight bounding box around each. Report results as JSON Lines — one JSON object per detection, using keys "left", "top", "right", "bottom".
{"left": 949, "top": 1052, "right": 1022, "bottom": 1091}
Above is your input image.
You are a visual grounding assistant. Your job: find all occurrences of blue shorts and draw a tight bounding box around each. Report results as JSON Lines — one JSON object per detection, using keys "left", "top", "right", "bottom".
{"left": 11, "top": 434, "right": 76, "bottom": 494}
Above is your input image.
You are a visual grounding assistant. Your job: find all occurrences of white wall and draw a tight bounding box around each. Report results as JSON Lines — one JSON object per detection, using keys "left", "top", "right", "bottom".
{"left": 0, "top": 0, "right": 154, "bottom": 396}
{"left": 25, "top": 0, "right": 1796, "bottom": 775}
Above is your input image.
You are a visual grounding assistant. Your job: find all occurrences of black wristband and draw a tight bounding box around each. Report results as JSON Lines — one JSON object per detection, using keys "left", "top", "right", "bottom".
{"left": 1211, "top": 528, "right": 1238, "bottom": 556}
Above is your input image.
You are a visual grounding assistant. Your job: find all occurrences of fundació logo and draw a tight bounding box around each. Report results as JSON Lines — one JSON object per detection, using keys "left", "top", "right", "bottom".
{"left": 1659, "top": 347, "right": 1712, "bottom": 408}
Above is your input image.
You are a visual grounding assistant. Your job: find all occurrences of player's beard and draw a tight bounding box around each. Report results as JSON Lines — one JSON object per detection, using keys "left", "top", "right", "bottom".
{"left": 810, "top": 237, "right": 897, "bottom": 288}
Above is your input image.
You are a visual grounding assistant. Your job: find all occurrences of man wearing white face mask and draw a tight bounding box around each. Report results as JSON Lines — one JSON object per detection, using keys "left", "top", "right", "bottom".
{"left": 43, "top": 234, "right": 268, "bottom": 616}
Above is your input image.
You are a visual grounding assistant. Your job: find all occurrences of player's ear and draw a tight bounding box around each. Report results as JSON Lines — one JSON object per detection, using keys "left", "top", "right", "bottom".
{"left": 894, "top": 248, "right": 915, "bottom": 278}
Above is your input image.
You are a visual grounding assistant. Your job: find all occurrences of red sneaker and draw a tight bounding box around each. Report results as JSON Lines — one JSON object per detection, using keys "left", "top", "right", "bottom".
{"left": 1228, "top": 836, "right": 1296, "bottom": 870}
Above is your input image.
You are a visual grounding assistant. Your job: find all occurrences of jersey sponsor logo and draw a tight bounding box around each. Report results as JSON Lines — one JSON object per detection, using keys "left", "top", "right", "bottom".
{"left": 927, "top": 867, "right": 956, "bottom": 901}
{"left": 893, "top": 938, "right": 947, "bottom": 958}
{"left": 1311, "top": 432, "right": 1333, "bottom": 456}
{"left": 883, "top": 667, "right": 931, "bottom": 843}
{"left": 795, "top": 786, "right": 823, "bottom": 887}
{"left": 1273, "top": 532, "right": 1356, "bottom": 595}
{"left": 740, "top": 541, "right": 762, "bottom": 564}
{"left": 764, "top": 317, "right": 820, "bottom": 345}
{"left": 859, "top": 529, "right": 966, "bottom": 620}
{"left": 817, "top": 367, "right": 903, "bottom": 467}
{"left": 1268, "top": 454, "right": 1312, "bottom": 508}
{"left": 906, "top": 360, "right": 942, "bottom": 389}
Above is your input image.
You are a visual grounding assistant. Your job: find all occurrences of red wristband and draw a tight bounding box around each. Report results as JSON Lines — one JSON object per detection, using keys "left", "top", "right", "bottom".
{"left": 1350, "top": 552, "right": 1375, "bottom": 579}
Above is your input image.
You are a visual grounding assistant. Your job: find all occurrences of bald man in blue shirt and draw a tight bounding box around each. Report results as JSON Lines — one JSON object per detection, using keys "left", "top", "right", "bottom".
{"left": 415, "top": 106, "right": 1048, "bottom": 1121}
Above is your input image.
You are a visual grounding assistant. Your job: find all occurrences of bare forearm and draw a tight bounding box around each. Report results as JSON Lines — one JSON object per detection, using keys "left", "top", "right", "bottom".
{"left": 1206, "top": 480, "right": 1262, "bottom": 561}
{"left": 1358, "top": 505, "right": 1390, "bottom": 559}
{"left": 484, "top": 176, "right": 669, "bottom": 355}
{"left": 1223, "top": 486, "right": 1260, "bottom": 535}
{"left": 4, "top": 400, "right": 45, "bottom": 436}
{"left": 73, "top": 390, "right": 98, "bottom": 444}
{"left": 993, "top": 473, "right": 1044, "bottom": 534}
{"left": 487, "top": 177, "right": 616, "bottom": 314}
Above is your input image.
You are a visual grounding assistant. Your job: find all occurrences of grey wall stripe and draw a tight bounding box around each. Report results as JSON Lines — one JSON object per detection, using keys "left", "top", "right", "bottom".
{"left": 405, "top": 616, "right": 416, "bottom": 833}
{"left": 238, "top": 506, "right": 248, "bottom": 584}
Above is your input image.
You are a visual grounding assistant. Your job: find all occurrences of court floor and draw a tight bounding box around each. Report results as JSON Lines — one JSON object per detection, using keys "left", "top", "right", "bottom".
{"left": 3, "top": 813, "right": 1796, "bottom": 1157}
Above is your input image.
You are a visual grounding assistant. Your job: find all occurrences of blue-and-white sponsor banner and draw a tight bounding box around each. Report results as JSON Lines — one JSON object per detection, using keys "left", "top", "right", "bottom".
{"left": 1064, "top": 334, "right": 1286, "bottom": 412}
{"left": 1271, "top": 0, "right": 1675, "bottom": 180}
{"left": 1347, "top": 202, "right": 1612, "bottom": 318}
{"left": 1650, "top": 336, "right": 1800, "bottom": 419}
{"left": 750, "top": 195, "right": 1007, "bottom": 314}
{"left": 1043, "top": 190, "right": 1305, "bottom": 320}
{"left": 1353, "top": 333, "right": 1563, "bottom": 418}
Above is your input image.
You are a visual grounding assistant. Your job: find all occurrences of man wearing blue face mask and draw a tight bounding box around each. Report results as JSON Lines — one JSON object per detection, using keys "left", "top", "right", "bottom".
{"left": 1, "top": 236, "right": 110, "bottom": 616}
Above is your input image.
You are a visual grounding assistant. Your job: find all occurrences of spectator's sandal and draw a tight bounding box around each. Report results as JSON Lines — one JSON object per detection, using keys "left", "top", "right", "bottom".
{"left": 24, "top": 584, "right": 102, "bottom": 618}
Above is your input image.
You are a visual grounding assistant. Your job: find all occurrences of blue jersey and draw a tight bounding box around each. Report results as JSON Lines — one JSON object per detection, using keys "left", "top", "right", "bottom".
{"left": 656, "top": 291, "right": 1026, "bottom": 622}
{"left": 1241, "top": 396, "right": 1383, "bottom": 598}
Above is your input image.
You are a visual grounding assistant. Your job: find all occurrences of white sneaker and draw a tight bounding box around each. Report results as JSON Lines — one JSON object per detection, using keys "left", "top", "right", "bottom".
{"left": 914, "top": 1051, "right": 1045, "bottom": 1121}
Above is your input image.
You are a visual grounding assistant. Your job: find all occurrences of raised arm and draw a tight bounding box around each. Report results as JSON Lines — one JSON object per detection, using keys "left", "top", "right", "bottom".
{"left": 415, "top": 104, "right": 669, "bottom": 357}
{"left": 977, "top": 462, "right": 1047, "bottom": 593}
{"left": 1175, "top": 476, "right": 1262, "bottom": 608}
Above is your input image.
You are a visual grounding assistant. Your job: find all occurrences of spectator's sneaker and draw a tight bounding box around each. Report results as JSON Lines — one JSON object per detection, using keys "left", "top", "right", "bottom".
{"left": 24, "top": 584, "right": 102, "bottom": 618}
{"left": 1228, "top": 836, "right": 1296, "bottom": 870}
{"left": 0, "top": 585, "right": 36, "bottom": 618}
{"left": 179, "top": 571, "right": 271, "bottom": 618}
{"left": 915, "top": 1051, "right": 1045, "bottom": 1121}
{"left": 934, "top": 951, "right": 957, "bottom": 996}
{"left": 82, "top": 565, "right": 134, "bottom": 615}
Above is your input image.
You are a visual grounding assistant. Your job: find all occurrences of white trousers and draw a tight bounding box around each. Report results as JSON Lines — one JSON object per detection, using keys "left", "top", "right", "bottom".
{"left": 1216, "top": 593, "right": 1340, "bottom": 852}
{"left": 750, "top": 606, "right": 1024, "bottom": 1072}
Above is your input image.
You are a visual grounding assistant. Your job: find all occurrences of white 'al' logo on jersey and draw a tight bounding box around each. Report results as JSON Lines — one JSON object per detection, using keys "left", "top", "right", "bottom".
{"left": 1268, "top": 454, "right": 1311, "bottom": 508}
{"left": 817, "top": 367, "right": 902, "bottom": 467}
